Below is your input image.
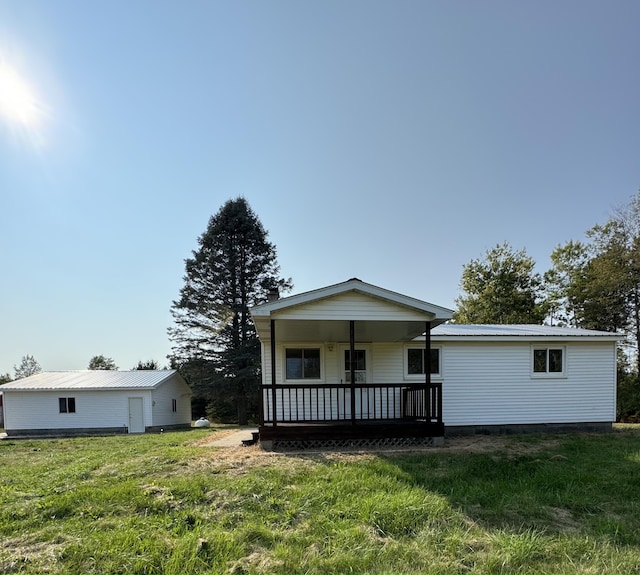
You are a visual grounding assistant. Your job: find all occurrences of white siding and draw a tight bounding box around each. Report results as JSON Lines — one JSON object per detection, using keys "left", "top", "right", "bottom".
{"left": 150, "top": 375, "right": 192, "bottom": 427}
{"left": 259, "top": 338, "right": 617, "bottom": 426}
{"left": 273, "top": 292, "right": 431, "bottom": 321}
{"left": 441, "top": 341, "right": 617, "bottom": 426}
{"left": 3, "top": 389, "right": 153, "bottom": 432}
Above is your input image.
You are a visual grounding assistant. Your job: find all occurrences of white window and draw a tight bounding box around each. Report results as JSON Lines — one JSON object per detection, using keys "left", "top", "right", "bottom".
{"left": 532, "top": 347, "right": 565, "bottom": 376}
{"left": 285, "top": 348, "right": 321, "bottom": 380}
{"left": 405, "top": 347, "right": 441, "bottom": 379}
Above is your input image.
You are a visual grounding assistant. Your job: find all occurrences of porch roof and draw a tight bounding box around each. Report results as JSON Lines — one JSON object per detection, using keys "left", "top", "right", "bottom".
{"left": 251, "top": 278, "right": 454, "bottom": 343}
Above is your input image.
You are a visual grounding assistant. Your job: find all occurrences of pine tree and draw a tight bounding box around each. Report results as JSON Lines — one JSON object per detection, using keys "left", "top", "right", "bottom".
{"left": 168, "top": 197, "right": 291, "bottom": 424}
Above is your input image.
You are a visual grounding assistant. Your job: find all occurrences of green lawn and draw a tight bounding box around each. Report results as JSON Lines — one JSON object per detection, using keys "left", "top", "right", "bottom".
{"left": 2, "top": 427, "right": 640, "bottom": 574}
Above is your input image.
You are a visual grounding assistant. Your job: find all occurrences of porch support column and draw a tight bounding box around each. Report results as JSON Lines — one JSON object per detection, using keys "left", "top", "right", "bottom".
{"left": 350, "top": 320, "right": 356, "bottom": 425}
{"left": 270, "top": 319, "right": 277, "bottom": 427}
{"left": 425, "top": 321, "right": 432, "bottom": 420}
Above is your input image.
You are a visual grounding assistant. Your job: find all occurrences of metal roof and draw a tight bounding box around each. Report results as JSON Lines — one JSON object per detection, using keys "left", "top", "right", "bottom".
{"left": 0, "top": 370, "right": 179, "bottom": 392}
{"left": 430, "top": 324, "right": 621, "bottom": 339}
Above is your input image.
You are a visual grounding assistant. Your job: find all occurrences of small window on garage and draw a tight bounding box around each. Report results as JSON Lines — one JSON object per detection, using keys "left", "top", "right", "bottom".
{"left": 59, "top": 397, "right": 76, "bottom": 413}
{"left": 532, "top": 348, "right": 565, "bottom": 376}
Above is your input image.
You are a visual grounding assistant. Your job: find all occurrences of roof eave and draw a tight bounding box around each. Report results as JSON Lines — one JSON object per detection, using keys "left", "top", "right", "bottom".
{"left": 251, "top": 278, "right": 454, "bottom": 320}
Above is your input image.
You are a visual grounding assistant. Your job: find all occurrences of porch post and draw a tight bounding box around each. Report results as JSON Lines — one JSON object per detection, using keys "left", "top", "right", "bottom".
{"left": 270, "top": 319, "right": 277, "bottom": 427}
{"left": 350, "top": 320, "right": 356, "bottom": 425}
{"left": 425, "top": 321, "right": 431, "bottom": 419}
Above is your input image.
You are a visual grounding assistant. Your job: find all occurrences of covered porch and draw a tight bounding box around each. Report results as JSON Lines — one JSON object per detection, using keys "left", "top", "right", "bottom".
{"left": 250, "top": 279, "right": 453, "bottom": 449}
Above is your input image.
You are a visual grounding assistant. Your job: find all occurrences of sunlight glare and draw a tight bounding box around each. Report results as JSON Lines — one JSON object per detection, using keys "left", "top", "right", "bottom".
{"left": 0, "top": 57, "right": 44, "bottom": 141}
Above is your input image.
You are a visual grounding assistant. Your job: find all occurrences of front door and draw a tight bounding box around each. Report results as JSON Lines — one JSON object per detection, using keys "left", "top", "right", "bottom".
{"left": 128, "top": 397, "right": 144, "bottom": 433}
{"left": 342, "top": 348, "right": 373, "bottom": 418}
{"left": 344, "top": 349, "right": 367, "bottom": 383}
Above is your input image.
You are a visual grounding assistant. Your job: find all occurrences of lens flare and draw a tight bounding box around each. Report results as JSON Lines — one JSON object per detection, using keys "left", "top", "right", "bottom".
{"left": 0, "top": 57, "right": 46, "bottom": 148}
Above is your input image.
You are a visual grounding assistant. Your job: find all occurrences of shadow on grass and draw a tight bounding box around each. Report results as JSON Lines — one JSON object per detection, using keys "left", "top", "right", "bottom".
{"left": 287, "top": 428, "right": 640, "bottom": 546}
{"left": 375, "top": 429, "right": 640, "bottom": 544}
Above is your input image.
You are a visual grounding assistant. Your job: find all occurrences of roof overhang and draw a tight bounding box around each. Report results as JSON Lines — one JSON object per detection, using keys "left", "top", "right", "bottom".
{"left": 427, "top": 324, "right": 623, "bottom": 342}
{"left": 251, "top": 279, "right": 454, "bottom": 343}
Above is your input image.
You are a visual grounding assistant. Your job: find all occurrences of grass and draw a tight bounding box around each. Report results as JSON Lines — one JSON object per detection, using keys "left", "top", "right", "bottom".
{"left": 3, "top": 427, "right": 640, "bottom": 573}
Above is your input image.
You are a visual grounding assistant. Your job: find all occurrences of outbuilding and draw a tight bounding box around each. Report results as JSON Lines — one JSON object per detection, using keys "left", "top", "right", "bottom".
{"left": 0, "top": 370, "right": 192, "bottom": 437}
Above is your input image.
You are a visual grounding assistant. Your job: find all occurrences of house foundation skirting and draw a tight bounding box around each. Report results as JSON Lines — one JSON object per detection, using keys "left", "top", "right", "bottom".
{"left": 4, "top": 426, "right": 131, "bottom": 438}
{"left": 445, "top": 421, "right": 613, "bottom": 436}
{"left": 5, "top": 423, "right": 192, "bottom": 438}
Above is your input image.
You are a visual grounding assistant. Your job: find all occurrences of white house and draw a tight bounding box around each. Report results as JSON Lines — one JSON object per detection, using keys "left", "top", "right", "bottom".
{"left": 250, "top": 278, "right": 619, "bottom": 449}
{"left": 0, "top": 370, "right": 192, "bottom": 437}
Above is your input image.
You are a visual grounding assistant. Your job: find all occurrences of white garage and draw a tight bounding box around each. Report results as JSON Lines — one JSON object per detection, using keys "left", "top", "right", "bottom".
{"left": 0, "top": 370, "right": 192, "bottom": 437}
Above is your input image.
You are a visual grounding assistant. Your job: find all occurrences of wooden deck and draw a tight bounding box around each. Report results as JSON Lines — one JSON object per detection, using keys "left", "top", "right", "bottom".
{"left": 258, "top": 382, "right": 443, "bottom": 446}
{"left": 259, "top": 420, "right": 444, "bottom": 441}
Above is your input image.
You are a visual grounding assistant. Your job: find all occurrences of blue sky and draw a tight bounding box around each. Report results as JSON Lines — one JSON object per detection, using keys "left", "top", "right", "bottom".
{"left": 1, "top": 0, "right": 638, "bottom": 374}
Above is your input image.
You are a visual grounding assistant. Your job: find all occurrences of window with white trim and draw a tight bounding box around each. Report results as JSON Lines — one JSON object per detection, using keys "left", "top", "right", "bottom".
{"left": 532, "top": 347, "right": 565, "bottom": 376}
{"left": 285, "top": 348, "right": 321, "bottom": 380}
{"left": 405, "top": 347, "right": 441, "bottom": 379}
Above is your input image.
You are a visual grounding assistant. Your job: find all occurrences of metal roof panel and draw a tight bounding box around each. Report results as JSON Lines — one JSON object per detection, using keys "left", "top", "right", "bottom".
{"left": 431, "top": 324, "right": 621, "bottom": 339}
{"left": 0, "top": 370, "right": 178, "bottom": 391}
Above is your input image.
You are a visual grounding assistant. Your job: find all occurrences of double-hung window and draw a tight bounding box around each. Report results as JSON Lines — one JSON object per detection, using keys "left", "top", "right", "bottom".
{"left": 285, "top": 348, "right": 321, "bottom": 380}
{"left": 59, "top": 397, "right": 76, "bottom": 413}
{"left": 406, "top": 347, "right": 441, "bottom": 379}
{"left": 532, "top": 347, "right": 565, "bottom": 376}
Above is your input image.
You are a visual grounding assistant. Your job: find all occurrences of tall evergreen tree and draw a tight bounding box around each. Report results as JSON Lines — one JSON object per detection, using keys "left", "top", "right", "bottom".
{"left": 454, "top": 242, "right": 547, "bottom": 324}
{"left": 168, "top": 197, "right": 291, "bottom": 424}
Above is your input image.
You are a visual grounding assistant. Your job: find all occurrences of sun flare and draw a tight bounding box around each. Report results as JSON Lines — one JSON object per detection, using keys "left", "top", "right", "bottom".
{"left": 0, "top": 59, "right": 42, "bottom": 129}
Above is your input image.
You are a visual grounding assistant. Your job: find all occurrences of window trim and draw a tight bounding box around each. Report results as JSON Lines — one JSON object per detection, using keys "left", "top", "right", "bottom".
{"left": 531, "top": 346, "right": 567, "bottom": 378}
{"left": 171, "top": 398, "right": 177, "bottom": 413}
{"left": 283, "top": 346, "right": 323, "bottom": 382}
{"left": 404, "top": 345, "right": 442, "bottom": 380}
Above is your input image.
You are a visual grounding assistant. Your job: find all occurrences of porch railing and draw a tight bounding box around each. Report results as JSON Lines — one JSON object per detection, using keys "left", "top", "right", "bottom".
{"left": 260, "top": 382, "right": 442, "bottom": 426}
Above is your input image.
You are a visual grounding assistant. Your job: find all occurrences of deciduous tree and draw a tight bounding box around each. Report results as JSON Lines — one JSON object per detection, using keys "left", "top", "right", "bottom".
{"left": 88, "top": 355, "right": 118, "bottom": 370}
{"left": 133, "top": 360, "right": 160, "bottom": 370}
{"left": 14, "top": 355, "right": 42, "bottom": 379}
{"left": 453, "top": 242, "right": 547, "bottom": 324}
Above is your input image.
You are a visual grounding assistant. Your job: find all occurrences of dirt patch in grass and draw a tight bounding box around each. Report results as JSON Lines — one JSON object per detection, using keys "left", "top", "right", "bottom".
{"left": 190, "top": 428, "right": 249, "bottom": 447}
{"left": 441, "top": 434, "right": 564, "bottom": 457}
{"left": 0, "top": 535, "right": 67, "bottom": 573}
{"left": 188, "top": 429, "right": 567, "bottom": 470}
